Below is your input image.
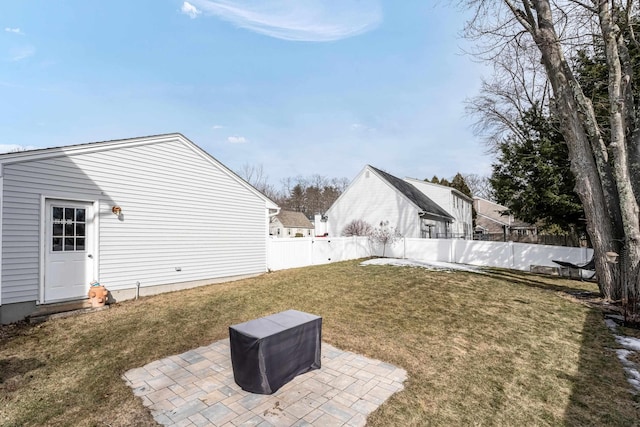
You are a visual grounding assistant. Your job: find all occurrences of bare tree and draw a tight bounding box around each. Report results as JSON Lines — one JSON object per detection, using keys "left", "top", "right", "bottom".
{"left": 278, "top": 174, "right": 349, "bottom": 217}
{"left": 462, "top": 173, "right": 494, "bottom": 200}
{"left": 330, "top": 177, "right": 351, "bottom": 192}
{"left": 238, "top": 163, "right": 278, "bottom": 200}
{"left": 370, "top": 220, "right": 402, "bottom": 257}
{"left": 240, "top": 166, "right": 349, "bottom": 217}
{"left": 239, "top": 163, "right": 267, "bottom": 187}
{"left": 9, "top": 147, "right": 30, "bottom": 153}
{"left": 467, "top": 40, "right": 552, "bottom": 149}
{"left": 342, "top": 219, "right": 374, "bottom": 237}
{"left": 463, "top": 0, "right": 640, "bottom": 320}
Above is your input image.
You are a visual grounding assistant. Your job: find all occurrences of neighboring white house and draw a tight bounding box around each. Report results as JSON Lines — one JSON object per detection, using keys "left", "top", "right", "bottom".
{"left": 325, "top": 165, "right": 454, "bottom": 238}
{"left": 404, "top": 178, "right": 473, "bottom": 239}
{"left": 269, "top": 210, "right": 314, "bottom": 237}
{"left": 0, "top": 133, "right": 279, "bottom": 324}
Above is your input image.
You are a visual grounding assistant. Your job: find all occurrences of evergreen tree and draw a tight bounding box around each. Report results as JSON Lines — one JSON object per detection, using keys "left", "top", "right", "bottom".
{"left": 490, "top": 109, "right": 584, "bottom": 233}
{"left": 450, "top": 173, "right": 472, "bottom": 198}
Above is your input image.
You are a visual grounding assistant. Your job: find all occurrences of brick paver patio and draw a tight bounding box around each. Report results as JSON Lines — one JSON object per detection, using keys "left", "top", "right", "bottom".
{"left": 123, "top": 339, "right": 407, "bottom": 427}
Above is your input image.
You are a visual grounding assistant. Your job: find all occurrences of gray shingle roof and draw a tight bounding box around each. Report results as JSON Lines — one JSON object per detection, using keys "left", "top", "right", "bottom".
{"left": 275, "top": 210, "right": 314, "bottom": 228}
{"left": 368, "top": 166, "right": 454, "bottom": 220}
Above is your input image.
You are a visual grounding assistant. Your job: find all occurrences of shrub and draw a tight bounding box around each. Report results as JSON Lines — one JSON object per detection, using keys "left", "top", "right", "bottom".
{"left": 342, "top": 219, "right": 374, "bottom": 237}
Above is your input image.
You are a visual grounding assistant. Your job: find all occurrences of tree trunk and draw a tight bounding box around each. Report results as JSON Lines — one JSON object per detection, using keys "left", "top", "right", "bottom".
{"left": 527, "top": 0, "right": 623, "bottom": 300}
{"left": 464, "top": 0, "right": 640, "bottom": 310}
{"left": 598, "top": 1, "right": 640, "bottom": 321}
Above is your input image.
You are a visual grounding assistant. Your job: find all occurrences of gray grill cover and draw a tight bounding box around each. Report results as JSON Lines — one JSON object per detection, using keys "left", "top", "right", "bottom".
{"left": 229, "top": 310, "right": 322, "bottom": 394}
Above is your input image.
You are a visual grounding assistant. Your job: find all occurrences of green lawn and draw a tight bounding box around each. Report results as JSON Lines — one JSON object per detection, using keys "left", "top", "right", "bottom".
{"left": 1, "top": 260, "right": 638, "bottom": 426}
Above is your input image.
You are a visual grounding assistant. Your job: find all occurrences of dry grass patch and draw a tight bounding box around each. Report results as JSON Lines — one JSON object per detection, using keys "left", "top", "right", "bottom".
{"left": 0, "top": 260, "right": 638, "bottom": 426}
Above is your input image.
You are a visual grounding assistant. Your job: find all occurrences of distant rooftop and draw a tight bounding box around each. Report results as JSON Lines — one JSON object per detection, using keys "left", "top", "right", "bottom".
{"left": 275, "top": 210, "right": 314, "bottom": 229}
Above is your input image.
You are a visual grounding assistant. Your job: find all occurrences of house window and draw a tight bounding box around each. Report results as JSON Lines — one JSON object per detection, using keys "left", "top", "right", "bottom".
{"left": 277, "top": 228, "right": 281, "bottom": 235}
{"left": 51, "top": 206, "right": 86, "bottom": 252}
{"left": 288, "top": 229, "right": 291, "bottom": 236}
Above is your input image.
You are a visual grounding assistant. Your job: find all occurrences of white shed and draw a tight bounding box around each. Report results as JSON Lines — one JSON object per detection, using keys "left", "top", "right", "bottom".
{"left": 325, "top": 165, "right": 453, "bottom": 238}
{"left": 0, "top": 134, "right": 279, "bottom": 324}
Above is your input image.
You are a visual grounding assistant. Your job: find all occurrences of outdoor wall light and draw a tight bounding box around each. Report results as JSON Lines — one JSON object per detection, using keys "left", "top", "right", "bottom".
{"left": 606, "top": 251, "right": 619, "bottom": 264}
{"left": 112, "top": 206, "right": 122, "bottom": 216}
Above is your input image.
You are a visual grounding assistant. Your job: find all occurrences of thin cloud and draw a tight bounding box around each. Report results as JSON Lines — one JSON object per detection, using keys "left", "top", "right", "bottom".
{"left": 5, "top": 27, "right": 24, "bottom": 35}
{"left": 181, "top": 2, "right": 202, "bottom": 19}
{"left": 212, "top": 124, "right": 224, "bottom": 129}
{"left": 9, "top": 45, "right": 35, "bottom": 61}
{"left": 227, "top": 136, "right": 248, "bottom": 144}
{"left": 188, "top": 0, "right": 382, "bottom": 41}
{"left": 350, "top": 123, "right": 376, "bottom": 132}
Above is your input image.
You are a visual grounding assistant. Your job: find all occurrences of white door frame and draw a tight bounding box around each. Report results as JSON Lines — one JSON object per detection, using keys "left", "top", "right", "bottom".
{"left": 39, "top": 196, "right": 100, "bottom": 304}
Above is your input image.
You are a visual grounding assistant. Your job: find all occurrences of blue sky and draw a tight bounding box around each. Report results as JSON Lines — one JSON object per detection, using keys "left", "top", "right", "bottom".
{"left": 1, "top": 1, "right": 491, "bottom": 186}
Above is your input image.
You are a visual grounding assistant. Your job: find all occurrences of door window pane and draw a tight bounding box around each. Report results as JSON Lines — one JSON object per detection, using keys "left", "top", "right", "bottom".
{"left": 53, "top": 207, "right": 63, "bottom": 221}
{"left": 51, "top": 206, "right": 88, "bottom": 252}
{"left": 64, "top": 238, "right": 75, "bottom": 251}
{"left": 52, "top": 238, "right": 63, "bottom": 251}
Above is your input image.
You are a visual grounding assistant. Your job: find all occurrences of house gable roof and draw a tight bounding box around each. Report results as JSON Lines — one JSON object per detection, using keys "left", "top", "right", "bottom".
{"left": 473, "top": 197, "right": 535, "bottom": 229}
{"left": 404, "top": 177, "right": 473, "bottom": 203}
{"left": 0, "top": 133, "right": 279, "bottom": 210}
{"left": 275, "top": 210, "right": 314, "bottom": 229}
{"left": 368, "top": 166, "right": 454, "bottom": 221}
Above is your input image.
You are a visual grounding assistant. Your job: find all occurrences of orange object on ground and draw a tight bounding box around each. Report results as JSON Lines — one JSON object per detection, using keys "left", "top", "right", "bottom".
{"left": 88, "top": 285, "right": 108, "bottom": 308}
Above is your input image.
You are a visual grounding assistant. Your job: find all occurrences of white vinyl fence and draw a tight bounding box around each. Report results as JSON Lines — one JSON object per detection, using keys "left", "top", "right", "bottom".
{"left": 267, "top": 237, "right": 371, "bottom": 271}
{"left": 267, "top": 236, "right": 593, "bottom": 273}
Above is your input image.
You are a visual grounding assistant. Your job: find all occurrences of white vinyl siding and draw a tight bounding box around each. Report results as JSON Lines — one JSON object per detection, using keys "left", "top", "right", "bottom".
{"left": 1, "top": 138, "right": 269, "bottom": 304}
{"left": 2, "top": 185, "right": 43, "bottom": 303}
{"left": 326, "top": 169, "right": 423, "bottom": 238}
{"left": 405, "top": 179, "right": 473, "bottom": 239}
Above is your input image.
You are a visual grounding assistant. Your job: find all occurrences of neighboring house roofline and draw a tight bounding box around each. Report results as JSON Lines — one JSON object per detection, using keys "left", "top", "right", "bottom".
{"left": 0, "top": 133, "right": 279, "bottom": 210}
{"left": 404, "top": 177, "right": 474, "bottom": 203}
{"left": 273, "top": 210, "right": 314, "bottom": 229}
{"left": 473, "top": 196, "right": 492, "bottom": 201}
{"left": 474, "top": 197, "right": 537, "bottom": 230}
{"left": 472, "top": 196, "right": 504, "bottom": 207}
{"left": 367, "top": 166, "right": 454, "bottom": 221}
{"left": 473, "top": 197, "right": 511, "bottom": 217}
{"left": 476, "top": 212, "right": 510, "bottom": 227}
{"left": 476, "top": 212, "right": 537, "bottom": 230}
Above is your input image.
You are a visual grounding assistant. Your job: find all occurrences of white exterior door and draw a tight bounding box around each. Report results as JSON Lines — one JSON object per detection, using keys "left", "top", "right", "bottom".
{"left": 44, "top": 200, "right": 95, "bottom": 302}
